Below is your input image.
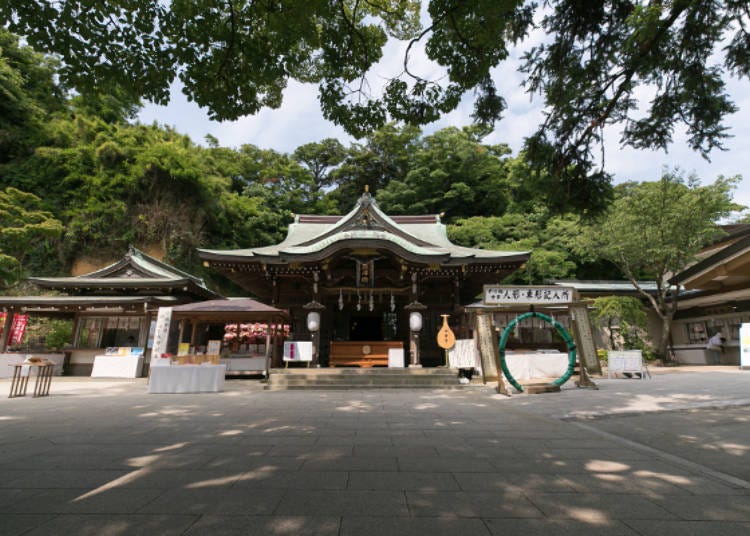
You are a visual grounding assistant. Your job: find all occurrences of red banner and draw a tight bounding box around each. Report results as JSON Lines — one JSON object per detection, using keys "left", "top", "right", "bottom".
{"left": 1, "top": 313, "right": 29, "bottom": 346}
{"left": 10, "top": 315, "right": 28, "bottom": 345}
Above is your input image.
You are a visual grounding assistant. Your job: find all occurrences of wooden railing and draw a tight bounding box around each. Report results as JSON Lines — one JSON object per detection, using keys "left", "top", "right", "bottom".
{"left": 329, "top": 341, "right": 402, "bottom": 367}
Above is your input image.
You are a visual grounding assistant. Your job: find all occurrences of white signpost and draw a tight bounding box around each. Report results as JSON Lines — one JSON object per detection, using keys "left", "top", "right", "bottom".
{"left": 283, "top": 341, "right": 313, "bottom": 365}
{"left": 607, "top": 350, "right": 648, "bottom": 379}
{"left": 740, "top": 323, "right": 750, "bottom": 370}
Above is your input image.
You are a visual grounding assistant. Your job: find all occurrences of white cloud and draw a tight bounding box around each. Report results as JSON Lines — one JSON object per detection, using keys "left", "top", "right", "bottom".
{"left": 137, "top": 27, "right": 750, "bottom": 207}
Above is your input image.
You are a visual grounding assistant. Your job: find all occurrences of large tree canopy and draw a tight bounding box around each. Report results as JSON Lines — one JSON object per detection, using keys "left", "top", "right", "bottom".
{"left": 579, "top": 170, "right": 741, "bottom": 360}
{"left": 3, "top": 1, "right": 748, "bottom": 211}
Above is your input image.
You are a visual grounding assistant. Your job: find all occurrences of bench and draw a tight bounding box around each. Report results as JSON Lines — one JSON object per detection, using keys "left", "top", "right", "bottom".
{"left": 329, "top": 341, "right": 402, "bottom": 367}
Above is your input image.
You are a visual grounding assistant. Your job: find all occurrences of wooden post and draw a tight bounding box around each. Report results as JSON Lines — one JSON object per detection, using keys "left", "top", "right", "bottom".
{"left": 264, "top": 321, "right": 272, "bottom": 376}
{"left": 177, "top": 320, "right": 185, "bottom": 351}
{"left": 189, "top": 321, "right": 199, "bottom": 349}
{"left": 409, "top": 331, "right": 420, "bottom": 366}
{"left": 0, "top": 308, "right": 15, "bottom": 353}
{"left": 569, "top": 302, "right": 602, "bottom": 375}
{"left": 475, "top": 312, "right": 510, "bottom": 395}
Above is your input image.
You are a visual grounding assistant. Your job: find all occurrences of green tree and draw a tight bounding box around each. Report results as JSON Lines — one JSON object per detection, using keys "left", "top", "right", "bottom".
{"left": 580, "top": 170, "right": 742, "bottom": 360}
{"left": 293, "top": 138, "right": 347, "bottom": 191}
{"left": 589, "top": 296, "right": 652, "bottom": 358}
{"left": 5, "top": 2, "right": 748, "bottom": 211}
{"left": 0, "top": 187, "right": 63, "bottom": 286}
{"left": 448, "top": 210, "right": 584, "bottom": 283}
{"left": 0, "top": 30, "right": 65, "bottom": 165}
{"left": 328, "top": 123, "right": 421, "bottom": 211}
{"left": 377, "top": 126, "right": 511, "bottom": 220}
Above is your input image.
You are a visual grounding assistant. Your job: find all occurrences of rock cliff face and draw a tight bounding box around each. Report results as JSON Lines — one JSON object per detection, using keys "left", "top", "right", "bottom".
{"left": 70, "top": 244, "right": 166, "bottom": 276}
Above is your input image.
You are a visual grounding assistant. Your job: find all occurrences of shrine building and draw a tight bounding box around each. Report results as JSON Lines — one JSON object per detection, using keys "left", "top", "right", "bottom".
{"left": 200, "top": 191, "right": 529, "bottom": 367}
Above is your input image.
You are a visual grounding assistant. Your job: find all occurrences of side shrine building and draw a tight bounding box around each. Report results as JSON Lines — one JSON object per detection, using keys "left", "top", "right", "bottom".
{"left": 200, "top": 192, "right": 529, "bottom": 367}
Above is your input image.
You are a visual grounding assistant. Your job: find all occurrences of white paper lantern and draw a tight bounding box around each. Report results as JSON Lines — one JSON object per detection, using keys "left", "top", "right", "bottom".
{"left": 409, "top": 312, "right": 423, "bottom": 332}
{"left": 306, "top": 311, "right": 321, "bottom": 332}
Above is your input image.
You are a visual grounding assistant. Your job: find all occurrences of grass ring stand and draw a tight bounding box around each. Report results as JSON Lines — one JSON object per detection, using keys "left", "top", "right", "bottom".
{"left": 498, "top": 311, "right": 576, "bottom": 393}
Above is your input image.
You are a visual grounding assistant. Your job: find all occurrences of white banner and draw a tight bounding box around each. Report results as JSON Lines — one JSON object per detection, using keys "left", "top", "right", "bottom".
{"left": 150, "top": 307, "right": 173, "bottom": 360}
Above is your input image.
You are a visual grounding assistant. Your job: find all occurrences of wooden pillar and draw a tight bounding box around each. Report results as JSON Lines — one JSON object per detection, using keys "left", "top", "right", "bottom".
{"left": 264, "top": 320, "right": 272, "bottom": 375}
{"left": 177, "top": 320, "right": 185, "bottom": 350}
{"left": 0, "top": 307, "right": 16, "bottom": 353}
{"left": 138, "top": 312, "right": 150, "bottom": 349}
{"left": 271, "top": 276, "right": 279, "bottom": 306}
{"left": 569, "top": 302, "right": 602, "bottom": 374}
{"left": 189, "top": 321, "right": 199, "bottom": 349}
{"left": 453, "top": 277, "right": 461, "bottom": 311}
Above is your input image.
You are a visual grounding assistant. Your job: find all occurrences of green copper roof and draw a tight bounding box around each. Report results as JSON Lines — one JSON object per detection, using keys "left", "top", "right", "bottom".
{"left": 200, "top": 193, "right": 528, "bottom": 264}
{"left": 30, "top": 246, "right": 220, "bottom": 299}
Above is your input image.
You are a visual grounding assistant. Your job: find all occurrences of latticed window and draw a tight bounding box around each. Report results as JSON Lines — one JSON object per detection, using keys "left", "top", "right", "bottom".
{"left": 686, "top": 321, "right": 708, "bottom": 344}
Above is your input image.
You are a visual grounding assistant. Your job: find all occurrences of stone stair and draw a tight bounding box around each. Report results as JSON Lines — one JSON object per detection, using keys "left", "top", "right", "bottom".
{"left": 264, "top": 367, "right": 479, "bottom": 390}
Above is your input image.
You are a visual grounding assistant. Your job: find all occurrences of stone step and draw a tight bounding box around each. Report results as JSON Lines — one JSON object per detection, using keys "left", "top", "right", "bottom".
{"left": 265, "top": 367, "right": 478, "bottom": 390}
{"left": 265, "top": 383, "right": 473, "bottom": 391}
{"left": 270, "top": 367, "right": 457, "bottom": 375}
{"left": 268, "top": 378, "right": 461, "bottom": 387}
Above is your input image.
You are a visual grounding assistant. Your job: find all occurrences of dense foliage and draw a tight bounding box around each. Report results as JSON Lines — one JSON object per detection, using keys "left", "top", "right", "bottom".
{"left": 3, "top": 1, "right": 748, "bottom": 212}
{"left": 0, "top": 28, "right": 743, "bottom": 357}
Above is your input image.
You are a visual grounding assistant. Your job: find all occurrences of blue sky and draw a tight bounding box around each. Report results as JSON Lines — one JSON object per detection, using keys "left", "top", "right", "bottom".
{"left": 138, "top": 32, "right": 750, "bottom": 212}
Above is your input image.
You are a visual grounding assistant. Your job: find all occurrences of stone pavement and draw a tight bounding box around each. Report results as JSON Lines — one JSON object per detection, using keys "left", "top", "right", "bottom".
{"left": 0, "top": 368, "right": 749, "bottom": 535}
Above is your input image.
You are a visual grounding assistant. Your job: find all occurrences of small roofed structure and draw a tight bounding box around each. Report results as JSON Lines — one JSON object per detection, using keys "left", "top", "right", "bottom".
{"left": 169, "top": 298, "right": 290, "bottom": 375}
{"left": 668, "top": 225, "right": 750, "bottom": 365}
{"left": 0, "top": 246, "right": 220, "bottom": 375}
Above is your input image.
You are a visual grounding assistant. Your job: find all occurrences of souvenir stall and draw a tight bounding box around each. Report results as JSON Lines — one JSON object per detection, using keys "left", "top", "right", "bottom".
{"left": 0, "top": 247, "right": 220, "bottom": 377}
{"left": 166, "top": 298, "right": 290, "bottom": 377}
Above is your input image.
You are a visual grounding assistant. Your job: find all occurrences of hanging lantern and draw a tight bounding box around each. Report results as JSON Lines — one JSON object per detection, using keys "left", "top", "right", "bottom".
{"left": 338, "top": 289, "right": 344, "bottom": 311}
{"left": 306, "top": 311, "right": 320, "bottom": 332}
{"left": 409, "top": 312, "right": 423, "bottom": 332}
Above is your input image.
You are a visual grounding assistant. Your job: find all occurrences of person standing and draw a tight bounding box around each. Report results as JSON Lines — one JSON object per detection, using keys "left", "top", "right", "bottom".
{"left": 706, "top": 332, "right": 724, "bottom": 365}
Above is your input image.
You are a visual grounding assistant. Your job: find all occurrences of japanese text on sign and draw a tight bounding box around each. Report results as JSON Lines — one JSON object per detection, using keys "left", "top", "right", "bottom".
{"left": 483, "top": 286, "right": 574, "bottom": 305}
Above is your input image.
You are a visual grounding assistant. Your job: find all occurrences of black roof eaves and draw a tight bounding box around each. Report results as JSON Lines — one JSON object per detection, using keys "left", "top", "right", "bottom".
{"left": 670, "top": 234, "right": 750, "bottom": 285}
{"left": 129, "top": 247, "right": 212, "bottom": 286}
{"left": 29, "top": 277, "right": 191, "bottom": 288}
{"left": 78, "top": 247, "right": 211, "bottom": 289}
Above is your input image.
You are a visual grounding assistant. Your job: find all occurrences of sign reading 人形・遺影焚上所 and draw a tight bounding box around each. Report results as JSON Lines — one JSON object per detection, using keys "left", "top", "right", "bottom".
{"left": 483, "top": 285, "right": 576, "bottom": 306}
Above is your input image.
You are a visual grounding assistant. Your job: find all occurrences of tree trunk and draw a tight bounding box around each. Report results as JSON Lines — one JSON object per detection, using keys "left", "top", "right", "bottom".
{"left": 658, "top": 314, "right": 674, "bottom": 363}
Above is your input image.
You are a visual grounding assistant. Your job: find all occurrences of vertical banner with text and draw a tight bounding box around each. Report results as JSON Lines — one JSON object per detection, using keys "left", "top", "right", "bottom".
{"left": 150, "top": 307, "right": 173, "bottom": 360}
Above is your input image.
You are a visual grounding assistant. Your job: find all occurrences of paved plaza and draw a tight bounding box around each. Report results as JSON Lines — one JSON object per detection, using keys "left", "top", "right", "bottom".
{"left": 1, "top": 368, "right": 749, "bottom": 535}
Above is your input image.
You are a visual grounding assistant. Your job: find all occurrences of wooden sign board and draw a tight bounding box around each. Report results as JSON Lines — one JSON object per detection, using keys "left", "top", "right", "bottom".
{"left": 206, "top": 340, "right": 222, "bottom": 357}
{"left": 483, "top": 285, "right": 575, "bottom": 305}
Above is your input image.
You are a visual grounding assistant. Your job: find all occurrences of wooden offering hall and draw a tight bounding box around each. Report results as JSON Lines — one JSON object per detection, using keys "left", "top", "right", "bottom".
{"left": 200, "top": 191, "right": 529, "bottom": 367}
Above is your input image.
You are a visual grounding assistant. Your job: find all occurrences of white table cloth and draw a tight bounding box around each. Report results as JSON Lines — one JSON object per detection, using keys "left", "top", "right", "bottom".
{"left": 505, "top": 352, "right": 569, "bottom": 380}
{"left": 148, "top": 364, "right": 226, "bottom": 393}
{"left": 91, "top": 355, "right": 144, "bottom": 378}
